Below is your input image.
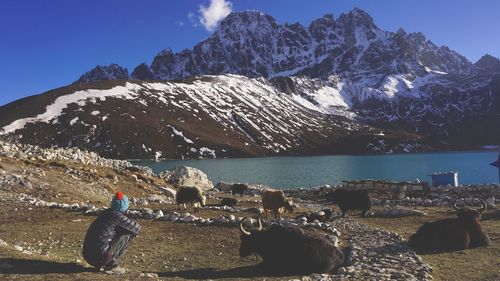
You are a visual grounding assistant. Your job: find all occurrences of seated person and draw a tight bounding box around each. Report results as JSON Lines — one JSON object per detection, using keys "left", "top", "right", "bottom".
{"left": 82, "top": 191, "right": 141, "bottom": 274}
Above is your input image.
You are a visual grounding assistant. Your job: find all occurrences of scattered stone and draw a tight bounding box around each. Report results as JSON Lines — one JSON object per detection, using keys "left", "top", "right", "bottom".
{"left": 155, "top": 210, "right": 164, "bottom": 219}
{"left": 103, "top": 266, "right": 126, "bottom": 275}
{"left": 0, "top": 140, "right": 150, "bottom": 172}
{"left": 140, "top": 272, "right": 159, "bottom": 278}
{"left": 8, "top": 182, "right": 439, "bottom": 281}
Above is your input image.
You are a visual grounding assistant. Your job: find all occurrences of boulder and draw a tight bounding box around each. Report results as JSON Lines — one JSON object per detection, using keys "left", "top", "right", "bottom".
{"left": 168, "top": 166, "right": 213, "bottom": 191}
{"left": 158, "top": 186, "right": 177, "bottom": 197}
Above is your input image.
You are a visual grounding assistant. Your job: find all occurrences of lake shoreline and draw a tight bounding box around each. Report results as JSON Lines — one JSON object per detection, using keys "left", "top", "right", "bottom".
{"left": 127, "top": 147, "right": 500, "bottom": 162}
{"left": 134, "top": 151, "right": 500, "bottom": 188}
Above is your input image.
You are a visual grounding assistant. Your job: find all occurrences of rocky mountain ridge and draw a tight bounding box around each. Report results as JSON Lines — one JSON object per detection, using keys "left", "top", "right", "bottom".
{"left": 1, "top": 8, "right": 498, "bottom": 159}
{"left": 78, "top": 9, "right": 478, "bottom": 83}
{"left": 0, "top": 76, "right": 428, "bottom": 159}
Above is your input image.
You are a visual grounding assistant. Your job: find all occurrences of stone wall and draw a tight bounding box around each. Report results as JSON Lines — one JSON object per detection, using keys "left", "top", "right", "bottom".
{"left": 341, "top": 180, "right": 429, "bottom": 199}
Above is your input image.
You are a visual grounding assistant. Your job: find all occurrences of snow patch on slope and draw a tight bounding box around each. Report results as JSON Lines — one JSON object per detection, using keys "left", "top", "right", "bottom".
{"left": 168, "top": 125, "right": 194, "bottom": 144}
{"left": 1, "top": 83, "right": 141, "bottom": 135}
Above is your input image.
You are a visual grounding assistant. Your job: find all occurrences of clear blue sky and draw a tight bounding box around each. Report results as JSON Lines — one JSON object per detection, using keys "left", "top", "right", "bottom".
{"left": 1, "top": 0, "right": 499, "bottom": 106}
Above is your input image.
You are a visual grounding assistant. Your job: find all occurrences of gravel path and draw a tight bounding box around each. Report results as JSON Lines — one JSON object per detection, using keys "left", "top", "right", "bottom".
{"left": 331, "top": 218, "right": 432, "bottom": 281}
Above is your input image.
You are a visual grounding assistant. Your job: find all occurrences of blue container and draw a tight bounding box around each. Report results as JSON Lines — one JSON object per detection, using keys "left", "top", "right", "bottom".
{"left": 429, "top": 172, "right": 459, "bottom": 187}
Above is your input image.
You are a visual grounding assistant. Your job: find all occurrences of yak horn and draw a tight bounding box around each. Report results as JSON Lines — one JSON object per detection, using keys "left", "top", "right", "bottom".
{"left": 257, "top": 216, "right": 263, "bottom": 231}
{"left": 239, "top": 218, "right": 251, "bottom": 236}
{"left": 452, "top": 199, "right": 462, "bottom": 211}
{"left": 477, "top": 199, "right": 487, "bottom": 213}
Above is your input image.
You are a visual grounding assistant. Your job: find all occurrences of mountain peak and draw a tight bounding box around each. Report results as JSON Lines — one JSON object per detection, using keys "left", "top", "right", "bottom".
{"left": 475, "top": 54, "right": 500, "bottom": 73}
{"left": 339, "top": 7, "right": 375, "bottom": 27}
{"left": 76, "top": 9, "right": 475, "bottom": 82}
{"left": 76, "top": 64, "right": 129, "bottom": 84}
{"left": 350, "top": 7, "right": 372, "bottom": 17}
{"left": 218, "top": 10, "right": 277, "bottom": 29}
{"left": 396, "top": 27, "right": 407, "bottom": 36}
{"left": 157, "top": 48, "right": 174, "bottom": 57}
{"left": 131, "top": 63, "right": 155, "bottom": 80}
{"left": 309, "top": 14, "right": 335, "bottom": 29}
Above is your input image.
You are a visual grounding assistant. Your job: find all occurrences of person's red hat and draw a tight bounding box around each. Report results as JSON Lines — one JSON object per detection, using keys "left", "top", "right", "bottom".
{"left": 115, "top": 191, "right": 124, "bottom": 200}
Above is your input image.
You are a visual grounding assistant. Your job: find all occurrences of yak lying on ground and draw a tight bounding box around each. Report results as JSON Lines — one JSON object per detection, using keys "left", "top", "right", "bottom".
{"left": 239, "top": 217, "right": 344, "bottom": 274}
{"left": 325, "top": 189, "right": 371, "bottom": 217}
{"left": 175, "top": 186, "right": 206, "bottom": 212}
{"left": 262, "top": 190, "right": 294, "bottom": 219}
{"left": 407, "top": 199, "right": 491, "bottom": 253}
{"left": 220, "top": 197, "right": 238, "bottom": 207}
{"left": 231, "top": 183, "right": 248, "bottom": 196}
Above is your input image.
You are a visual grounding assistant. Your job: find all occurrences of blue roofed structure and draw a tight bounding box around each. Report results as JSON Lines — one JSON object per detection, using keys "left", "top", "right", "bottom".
{"left": 429, "top": 171, "right": 459, "bottom": 187}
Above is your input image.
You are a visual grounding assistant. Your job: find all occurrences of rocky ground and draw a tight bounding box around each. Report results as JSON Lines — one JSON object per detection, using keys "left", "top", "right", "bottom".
{"left": 0, "top": 142, "right": 499, "bottom": 281}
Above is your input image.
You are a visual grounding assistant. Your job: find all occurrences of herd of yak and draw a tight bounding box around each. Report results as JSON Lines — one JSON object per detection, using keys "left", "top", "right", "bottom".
{"left": 174, "top": 184, "right": 492, "bottom": 275}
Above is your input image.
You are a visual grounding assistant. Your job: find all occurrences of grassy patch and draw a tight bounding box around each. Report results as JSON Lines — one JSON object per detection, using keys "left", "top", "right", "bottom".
{"left": 0, "top": 197, "right": 310, "bottom": 281}
{"left": 1, "top": 156, "right": 499, "bottom": 280}
{"left": 363, "top": 207, "right": 500, "bottom": 281}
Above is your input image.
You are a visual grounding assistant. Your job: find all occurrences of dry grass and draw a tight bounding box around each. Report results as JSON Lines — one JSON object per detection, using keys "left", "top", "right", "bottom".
{"left": 1, "top": 156, "right": 499, "bottom": 280}
{"left": 362, "top": 207, "right": 500, "bottom": 281}
{"left": 0, "top": 157, "right": 166, "bottom": 205}
{"left": 0, "top": 199, "right": 309, "bottom": 281}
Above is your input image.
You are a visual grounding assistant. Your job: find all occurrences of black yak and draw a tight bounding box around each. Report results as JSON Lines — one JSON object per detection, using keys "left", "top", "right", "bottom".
{"left": 239, "top": 217, "right": 344, "bottom": 274}
{"left": 220, "top": 197, "right": 238, "bottom": 207}
{"left": 231, "top": 183, "right": 248, "bottom": 196}
{"left": 175, "top": 186, "right": 206, "bottom": 213}
{"left": 325, "top": 189, "right": 371, "bottom": 217}
{"left": 407, "top": 199, "right": 491, "bottom": 253}
{"left": 262, "top": 190, "right": 294, "bottom": 219}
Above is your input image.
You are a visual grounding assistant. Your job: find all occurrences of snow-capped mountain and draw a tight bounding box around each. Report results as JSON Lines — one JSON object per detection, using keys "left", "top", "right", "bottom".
{"left": 75, "top": 9, "right": 495, "bottom": 113}
{"left": 0, "top": 76, "right": 426, "bottom": 159}
{"left": 78, "top": 9, "right": 474, "bottom": 84}
{"left": 77, "top": 64, "right": 129, "bottom": 83}
{"left": 1, "top": 8, "right": 499, "bottom": 159}
{"left": 134, "top": 9, "right": 474, "bottom": 82}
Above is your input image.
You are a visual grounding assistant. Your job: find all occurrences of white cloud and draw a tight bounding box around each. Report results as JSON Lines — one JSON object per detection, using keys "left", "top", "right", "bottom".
{"left": 198, "top": 0, "right": 233, "bottom": 32}
{"left": 175, "top": 21, "right": 185, "bottom": 27}
{"left": 187, "top": 11, "right": 199, "bottom": 27}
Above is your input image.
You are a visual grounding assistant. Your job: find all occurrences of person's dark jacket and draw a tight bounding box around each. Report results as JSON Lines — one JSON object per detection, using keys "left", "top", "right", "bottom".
{"left": 82, "top": 209, "right": 141, "bottom": 266}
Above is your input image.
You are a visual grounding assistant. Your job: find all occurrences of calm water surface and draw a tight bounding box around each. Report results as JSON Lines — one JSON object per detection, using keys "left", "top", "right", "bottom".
{"left": 134, "top": 151, "right": 500, "bottom": 188}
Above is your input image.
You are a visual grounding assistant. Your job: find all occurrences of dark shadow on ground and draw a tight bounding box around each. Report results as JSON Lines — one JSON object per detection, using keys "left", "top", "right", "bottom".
{"left": 482, "top": 210, "right": 500, "bottom": 221}
{"left": 370, "top": 238, "right": 470, "bottom": 255}
{"left": 0, "top": 258, "right": 92, "bottom": 274}
{"left": 158, "top": 265, "right": 301, "bottom": 279}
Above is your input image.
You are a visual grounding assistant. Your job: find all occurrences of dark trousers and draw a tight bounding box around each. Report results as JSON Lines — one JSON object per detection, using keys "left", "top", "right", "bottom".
{"left": 101, "top": 234, "right": 134, "bottom": 268}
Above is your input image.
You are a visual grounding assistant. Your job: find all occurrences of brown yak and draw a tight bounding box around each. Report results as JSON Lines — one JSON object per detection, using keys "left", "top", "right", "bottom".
{"left": 262, "top": 190, "right": 294, "bottom": 219}
{"left": 407, "top": 198, "right": 491, "bottom": 253}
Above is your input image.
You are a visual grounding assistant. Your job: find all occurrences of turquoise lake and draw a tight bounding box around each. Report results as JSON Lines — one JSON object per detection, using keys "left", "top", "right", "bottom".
{"left": 134, "top": 151, "right": 500, "bottom": 188}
